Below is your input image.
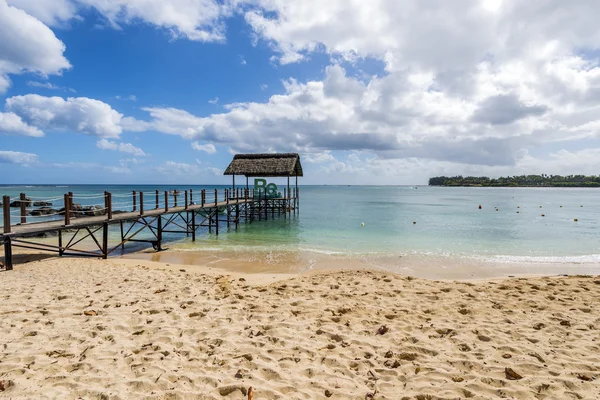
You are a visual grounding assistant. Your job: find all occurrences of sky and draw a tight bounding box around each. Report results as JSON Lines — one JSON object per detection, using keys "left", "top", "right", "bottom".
{"left": 1, "top": 0, "right": 600, "bottom": 185}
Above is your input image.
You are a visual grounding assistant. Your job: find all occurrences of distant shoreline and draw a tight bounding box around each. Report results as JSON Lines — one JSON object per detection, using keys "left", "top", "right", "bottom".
{"left": 429, "top": 184, "right": 600, "bottom": 187}
{"left": 429, "top": 175, "right": 600, "bottom": 187}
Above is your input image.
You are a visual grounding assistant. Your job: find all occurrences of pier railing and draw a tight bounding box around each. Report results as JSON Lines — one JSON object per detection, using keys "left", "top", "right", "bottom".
{"left": 1, "top": 187, "right": 300, "bottom": 234}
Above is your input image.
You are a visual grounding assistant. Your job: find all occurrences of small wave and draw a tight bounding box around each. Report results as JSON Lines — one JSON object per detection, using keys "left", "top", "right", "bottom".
{"left": 478, "top": 254, "right": 600, "bottom": 264}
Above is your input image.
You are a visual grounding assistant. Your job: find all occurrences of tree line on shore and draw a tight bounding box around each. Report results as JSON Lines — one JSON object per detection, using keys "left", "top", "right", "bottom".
{"left": 428, "top": 174, "right": 600, "bottom": 187}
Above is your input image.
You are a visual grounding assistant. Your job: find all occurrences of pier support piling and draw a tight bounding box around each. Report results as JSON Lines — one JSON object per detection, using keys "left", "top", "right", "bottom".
{"left": 102, "top": 222, "right": 109, "bottom": 259}
{"left": 2, "top": 195, "right": 10, "bottom": 233}
{"left": 3, "top": 236, "right": 13, "bottom": 270}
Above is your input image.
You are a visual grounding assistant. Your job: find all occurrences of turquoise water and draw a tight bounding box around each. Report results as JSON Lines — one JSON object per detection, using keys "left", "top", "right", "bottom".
{"left": 2, "top": 185, "right": 600, "bottom": 266}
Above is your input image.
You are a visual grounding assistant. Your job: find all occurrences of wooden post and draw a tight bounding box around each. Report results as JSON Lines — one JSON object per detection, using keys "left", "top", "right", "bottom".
{"left": 233, "top": 175, "right": 235, "bottom": 195}
{"left": 191, "top": 211, "right": 196, "bottom": 241}
{"left": 201, "top": 189, "right": 205, "bottom": 207}
{"left": 3, "top": 236, "right": 13, "bottom": 270}
{"left": 283, "top": 188, "right": 286, "bottom": 218}
{"left": 190, "top": 189, "right": 193, "bottom": 205}
{"left": 2, "top": 195, "right": 10, "bottom": 234}
{"left": 164, "top": 191, "right": 168, "bottom": 212}
{"left": 58, "top": 230, "right": 63, "bottom": 256}
{"left": 139, "top": 191, "right": 144, "bottom": 215}
{"left": 244, "top": 189, "right": 248, "bottom": 222}
{"left": 226, "top": 189, "right": 229, "bottom": 205}
{"left": 132, "top": 190, "right": 137, "bottom": 212}
{"left": 214, "top": 189, "right": 218, "bottom": 206}
{"left": 64, "top": 193, "right": 70, "bottom": 225}
{"left": 104, "top": 191, "right": 108, "bottom": 217}
{"left": 215, "top": 204, "right": 219, "bottom": 236}
{"left": 156, "top": 215, "right": 163, "bottom": 251}
{"left": 107, "top": 192, "right": 113, "bottom": 220}
{"left": 155, "top": 190, "right": 159, "bottom": 209}
{"left": 185, "top": 190, "right": 188, "bottom": 210}
{"left": 120, "top": 220, "right": 125, "bottom": 250}
{"left": 68, "top": 192, "right": 73, "bottom": 210}
{"left": 174, "top": 191, "right": 178, "bottom": 207}
{"left": 20, "top": 193, "right": 26, "bottom": 224}
{"left": 102, "top": 222, "right": 108, "bottom": 259}
{"left": 287, "top": 176, "right": 290, "bottom": 215}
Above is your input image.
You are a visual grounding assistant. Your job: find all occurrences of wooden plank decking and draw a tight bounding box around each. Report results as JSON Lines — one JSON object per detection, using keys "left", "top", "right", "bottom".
{"left": 0, "top": 198, "right": 251, "bottom": 238}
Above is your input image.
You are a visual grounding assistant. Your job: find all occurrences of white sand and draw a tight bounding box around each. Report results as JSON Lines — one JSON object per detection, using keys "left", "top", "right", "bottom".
{"left": 0, "top": 257, "right": 599, "bottom": 399}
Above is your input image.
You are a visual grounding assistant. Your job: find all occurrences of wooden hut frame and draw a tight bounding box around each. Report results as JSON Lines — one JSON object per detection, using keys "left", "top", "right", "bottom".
{"left": 224, "top": 153, "right": 303, "bottom": 220}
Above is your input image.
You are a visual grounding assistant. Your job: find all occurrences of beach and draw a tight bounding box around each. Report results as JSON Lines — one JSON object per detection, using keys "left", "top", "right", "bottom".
{"left": 1, "top": 256, "right": 599, "bottom": 399}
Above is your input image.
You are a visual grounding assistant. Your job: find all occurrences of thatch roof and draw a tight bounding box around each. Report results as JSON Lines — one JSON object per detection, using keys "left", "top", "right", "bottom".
{"left": 224, "top": 153, "right": 303, "bottom": 177}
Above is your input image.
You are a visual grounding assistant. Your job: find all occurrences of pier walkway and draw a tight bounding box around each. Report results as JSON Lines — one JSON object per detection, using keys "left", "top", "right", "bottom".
{"left": 1, "top": 187, "right": 299, "bottom": 270}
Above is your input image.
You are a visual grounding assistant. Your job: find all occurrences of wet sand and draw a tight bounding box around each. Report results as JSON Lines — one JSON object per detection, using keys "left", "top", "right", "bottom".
{"left": 126, "top": 248, "right": 600, "bottom": 280}
{"left": 0, "top": 256, "right": 599, "bottom": 399}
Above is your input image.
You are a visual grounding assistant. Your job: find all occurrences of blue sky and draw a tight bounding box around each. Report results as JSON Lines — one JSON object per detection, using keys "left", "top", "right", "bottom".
{"left": 2, "top": 1, "right": 600, "bottom": 184}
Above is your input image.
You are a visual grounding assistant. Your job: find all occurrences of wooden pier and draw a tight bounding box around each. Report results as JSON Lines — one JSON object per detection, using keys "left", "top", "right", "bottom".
{"left": 1, "top": 153, "right": 303, "bottom": 271}
{"left": 1, "top": 188, "right": 299, "bottom": 270}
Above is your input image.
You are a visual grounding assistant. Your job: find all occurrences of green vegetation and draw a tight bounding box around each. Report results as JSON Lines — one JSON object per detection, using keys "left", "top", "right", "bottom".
{"left": 428, "top": 175, "right": 600, "bottom": 187}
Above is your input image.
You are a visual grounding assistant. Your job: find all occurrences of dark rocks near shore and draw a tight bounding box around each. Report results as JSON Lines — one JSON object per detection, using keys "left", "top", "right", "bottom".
{"left": 29, "top": 207, "right": 58, "bottom": 216}
{"left": 10, "top": 197, "right": 32, "bottom": 207}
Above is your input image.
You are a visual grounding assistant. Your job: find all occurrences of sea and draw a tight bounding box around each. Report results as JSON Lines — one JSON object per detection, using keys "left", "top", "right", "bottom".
{"left": 2, "top": 184, "right": 600, "bottom": 278}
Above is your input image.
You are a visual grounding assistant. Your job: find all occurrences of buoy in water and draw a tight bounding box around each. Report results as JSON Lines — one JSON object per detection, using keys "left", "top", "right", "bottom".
{"left": 413, "top": 221, "right": 416, "bottom": 225}
{"left": 539, "top": 205, "right": 542, "bottom": 208}
{"left": 560, "top": 206, "right": 562, "bottom": 208}
{"left": 361, "top": 222, "right": 365, "bottom": 227}
{"left": 478, "top": 205, "right": 482, "bottom": 209}
{"left": 574, "top": 218, "right": 578, "bottom": 222}
{"left": 516, "top": 211, "right": 520, "bottom": 213}
{"left": 541, "top": 214, "right": 545, "bottom": 217}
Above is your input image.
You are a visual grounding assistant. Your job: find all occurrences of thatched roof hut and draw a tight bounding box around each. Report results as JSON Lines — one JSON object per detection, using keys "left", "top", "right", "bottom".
{"left": 224, "top": 153, "right": 303, "bottom": 177}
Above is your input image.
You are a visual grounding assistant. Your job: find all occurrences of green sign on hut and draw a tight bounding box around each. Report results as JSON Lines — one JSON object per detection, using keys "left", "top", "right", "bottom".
{"left": 224, "top": 153, "right": 303, "bottom": 200}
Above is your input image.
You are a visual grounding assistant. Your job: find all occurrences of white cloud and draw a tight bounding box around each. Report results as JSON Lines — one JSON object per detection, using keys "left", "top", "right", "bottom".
{"left": 260, "top": 84, "right": 268, "bottom": 90}
{"left": 0, "top": 150, "right": 38, "bottom": 165}
{"left": 239, "top": 55, "right": 247, "bottom": 65}
{"left": 303, "top": 151, "right": 335, "bottom": 163}
{"left": 0, "top": 0, "right": 71, "bottom": 93}
{"left": 191, "top": 142, "right": 216, "bottom": 154}
{"left": 0, "top": 112, "right": 44, "bottom": 137}
{"left": 6, "top": 0, "right": 77, "bottom": 26}
{"left": 115, "top": 94, "right": 137, "bottom": 101}
{"left": 27, "top": 80, "right": 75, "bottom": 92}
{"left": 6, "top": 94, "right": 125, "bottom": 138}
{"left": 96, "top": 139, "right": 146, "bottom": 156}
{"left": 27, "top": 81, "right": 59, "bottom": 90}
{"left": 207, "top": 167, "right": 221, "bottom": 175}
{"left": 76, "top": 0, "right": 228, "bottom": 42}
{"left": 156, "top": 161, "right": 200, "bottom": 175}
{"left": 208, "top": 97, "right": 219, "bottom": 104}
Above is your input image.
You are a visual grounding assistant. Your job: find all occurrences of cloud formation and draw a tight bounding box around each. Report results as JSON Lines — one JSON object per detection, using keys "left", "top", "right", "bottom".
{"left": 0, "top": 0, "right": 70, "bottom": 93}
{"left": 0, "top": 150, "right": 38, "bottom": 165}
{"left": 4, "top": 0, "right": 600, "bottom": 181}
{"left": 0, "top": 112, "right": 43, "bottom": 137}
{"left": 6, "top": 95, "right": 124, "bottom": 138}
{"left": 96, "top": 139, "right": 146, "bottom": 156}
{"left": 191, "top": 142, "right": 217, "bottom": 154}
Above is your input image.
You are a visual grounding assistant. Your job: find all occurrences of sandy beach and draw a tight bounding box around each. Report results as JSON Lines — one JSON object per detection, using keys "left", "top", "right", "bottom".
{"left": 0, "top": 256, "right": 599, "bottom": 399}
